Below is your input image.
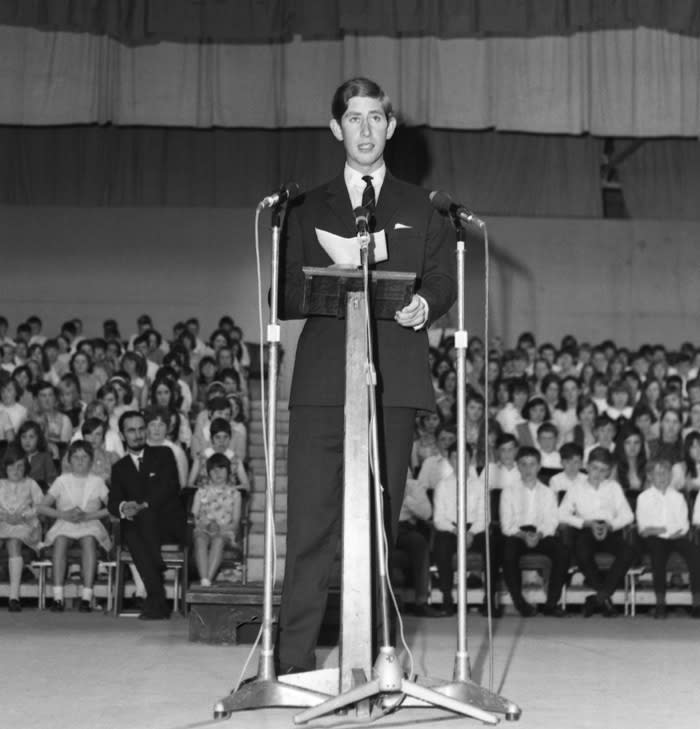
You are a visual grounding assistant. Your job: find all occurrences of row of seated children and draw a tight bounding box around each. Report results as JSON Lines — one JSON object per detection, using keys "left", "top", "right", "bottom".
{"left": 397, "top": 433, "right": 700, "bottom": 619}
{"left": 0, "top": 433, "right": 247, "bottom": 612}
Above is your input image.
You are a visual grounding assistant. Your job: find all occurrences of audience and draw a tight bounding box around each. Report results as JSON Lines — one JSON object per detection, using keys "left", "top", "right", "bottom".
{"left": 2, "top": 314, "right": 700, "bottom": 620}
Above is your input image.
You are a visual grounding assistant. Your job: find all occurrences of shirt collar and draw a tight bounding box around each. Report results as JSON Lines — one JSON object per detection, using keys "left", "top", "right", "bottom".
{"left": 344, "top": 163, "right": 387, "bottom": 196}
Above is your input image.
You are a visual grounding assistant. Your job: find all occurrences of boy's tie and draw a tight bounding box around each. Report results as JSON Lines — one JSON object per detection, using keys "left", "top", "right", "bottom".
{"left": 361, "top": 175, "right": 376, "bottom": 214}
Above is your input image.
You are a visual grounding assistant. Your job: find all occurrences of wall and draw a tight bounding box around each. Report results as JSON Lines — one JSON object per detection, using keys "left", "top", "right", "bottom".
{"left": 2, "top": 207, "right": 699, "bottom": 397}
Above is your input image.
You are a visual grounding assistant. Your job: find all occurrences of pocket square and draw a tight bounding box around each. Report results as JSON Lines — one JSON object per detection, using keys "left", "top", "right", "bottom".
{"left": 394, "top": 222, "right": 412, "bottom": 230}
{"left": 149, "top": 472, "right": 156, "bottom": 478}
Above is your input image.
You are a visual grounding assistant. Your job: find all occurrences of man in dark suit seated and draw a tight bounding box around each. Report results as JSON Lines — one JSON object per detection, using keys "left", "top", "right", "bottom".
{"left": 275, "top": 77, "right": 457, "bottom": 674}
{"left": 108, "top": 410, "right": 186, "bottom": 620}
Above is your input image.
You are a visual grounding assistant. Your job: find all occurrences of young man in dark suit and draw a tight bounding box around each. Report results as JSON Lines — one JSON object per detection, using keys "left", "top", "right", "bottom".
{"left": 276, "top": 77, "right": 457, "bottom": 673}
{"left": 108, "top": 410, "right": 186, "bottom": 619}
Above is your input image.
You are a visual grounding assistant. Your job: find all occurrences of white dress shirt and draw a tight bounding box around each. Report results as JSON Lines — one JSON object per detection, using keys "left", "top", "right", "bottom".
{"left": 558, "top": 478, "right": 634, "bottom": 531}
{"left": 499, "top": 479, "right": 559, "bottom": 537}
{"left": 399, "top": 478, "right": 432, "bottom": 524}
{"left": 495, "top": 403, "right": 525, "bottom": 435}
{"left": 549, "top": 471, "right": 588, "bottom": 494}
{"left": 480, "top": 461, "right": 521, "bottom": 491}
{"left": 433, "top": 472, "right": 486, "bottom": 535}
{"left": 344, "top": 163, "right": 387, "bottom": 208}
{"left": 636, "top": 486, "right": 689, "bottom": 538}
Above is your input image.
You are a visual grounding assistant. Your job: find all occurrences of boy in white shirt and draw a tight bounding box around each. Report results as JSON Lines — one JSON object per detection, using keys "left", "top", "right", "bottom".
{"left": 559, "top": 447, "right": 637, "bottom": 617}
{"left": 500, "top": 446, "right": 568, "bottom": 617}
{"left": 432, "top": 443, "right": 502, "bottom": 617}
{"left": 636, "top": 458, "right": 700, "bottom": 619}
{"left": 481, "top": 433, "right": 521, "bottom": 492}
{"left": 537, "top": 423, "right": 562, "bottom": 470}
{"left": 549, "top": 443, "right": 587, "bottom": 497}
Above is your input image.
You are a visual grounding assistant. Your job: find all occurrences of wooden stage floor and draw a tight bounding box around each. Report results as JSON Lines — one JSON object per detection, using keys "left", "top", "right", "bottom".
{"left": 2, "top": 608, "right": 698, "bottom": 729}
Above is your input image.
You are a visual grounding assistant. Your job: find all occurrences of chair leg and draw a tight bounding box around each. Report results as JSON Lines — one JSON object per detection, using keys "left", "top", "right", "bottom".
{"left": 114, "top": 559, "right": 125, "bottom": 617}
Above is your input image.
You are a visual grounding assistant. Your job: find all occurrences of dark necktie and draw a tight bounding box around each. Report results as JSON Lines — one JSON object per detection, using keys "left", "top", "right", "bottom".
{"left": 361, "top": 175, "right": 376, "bottom": 214}
{"left": 136, "top": 455, "right": 144, "bottom": 473}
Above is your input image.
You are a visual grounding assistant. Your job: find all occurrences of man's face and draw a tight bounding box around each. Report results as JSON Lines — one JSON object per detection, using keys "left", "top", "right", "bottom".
{"left": 587, "top": 460, "right": 611, "bottom": 486}
{"left": 122, "top": 416, "right": 146, "bottom": 452}
{"left": 498, "top": 441, "right": 517, "bottom": 466}
{"left": 330, "top": 96, "right": 396, "bottom": 174}
{"left": 650, "top": 464, "right": 671, "bottom": 491}
{"left": 517, "top": 456, "right": 540, "bottom": 482}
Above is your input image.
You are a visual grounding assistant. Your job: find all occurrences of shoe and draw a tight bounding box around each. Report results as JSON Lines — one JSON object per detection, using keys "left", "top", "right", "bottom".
{"left": 50, "top": 600, "right": 64, "bottom": 613}
{"left": 516, "top": 601, "right": 537, "bottom": 618}
{"left": 541, "top": 604, "right": 567, "bottom": 618}
{"left": 583, "top": 595, "right": 598, "bottom": 618}
{"left": 138, "top": 609, "right": 171, "bottom": 620}
{"left": 653, "top": 605, "right": 667, "bottom": 620}
{"left": 601, "top": 598, "right": 617, "bottom": 618}
{"left": 413, "top": 603, "right": 449, "bottom": 618}
{"left": 689, "top": 605, "right": 700, "bottom": 619}
{"left": 79, "top": 600, "right": 92, "bottom": 613}
{"left": 8, "top": 599, "right": 21, "bottom": 612}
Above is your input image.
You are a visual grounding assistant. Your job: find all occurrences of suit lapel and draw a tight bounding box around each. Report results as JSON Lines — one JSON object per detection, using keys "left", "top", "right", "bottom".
{"left": 324, "top": 174, "right": 355, "bottom": 237}
{"left": 374, "top": 172, "right": 402, "bottom": 233}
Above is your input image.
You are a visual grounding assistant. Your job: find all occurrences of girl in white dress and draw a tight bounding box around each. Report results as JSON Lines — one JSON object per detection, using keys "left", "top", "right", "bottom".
{"left": 39, "top": 441, "right": 111, "bottom": 612}
{"left": 0, "top": 446, "right": 43, "bottom": 611}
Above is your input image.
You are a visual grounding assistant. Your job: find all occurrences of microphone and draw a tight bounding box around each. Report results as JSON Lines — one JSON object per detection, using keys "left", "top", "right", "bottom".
{"left": 259, "top": 182, "right": 302, "bottom": 209}
{"left": 429, "top": 190, "right": 484, "bottom": 228}
{"left": 353, "top": 206, "right": 371, "bottom": 250}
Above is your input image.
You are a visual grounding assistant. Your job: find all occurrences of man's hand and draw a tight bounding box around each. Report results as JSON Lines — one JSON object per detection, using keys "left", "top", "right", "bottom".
{"left": 395, "top": 294, "right": 428, "bottom": 330}
{"left": 592, "top": 521, "right": 609, "bottom": 542}
{"left": 122, "top": 501, "right": 148, "bottom": 520}
{"left": 62, "top": 507, "right": 84, "bottom": 523}
{"left": 524, "top": 532, "right": 541, "bottom": 549}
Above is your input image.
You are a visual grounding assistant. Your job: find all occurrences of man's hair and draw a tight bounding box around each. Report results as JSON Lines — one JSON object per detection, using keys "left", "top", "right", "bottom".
{"left": 559, "top": 442, "right": 583, "bottom": 461}
{"left": 516, "top": 446, "right": 541, "bottom": 464}
{"left": 646, "top": 457, "right": 672, "bottom": 475}
{"left": 118, "top": 409, "right": 144, "bottom": 435}
{"left": 496, "top": 433, "right": 518, "bottom": 449}
{"left": 537, "top": 422, "right": 558, "bottom": 439}
{"left": 446, "top": 441, "right": 473, "bottom": 459}
{"left": 587, "top": 446, "right": 613, "bottom": 468}
{"left": 331, "top": 77, "right": 393, "bottom": 122}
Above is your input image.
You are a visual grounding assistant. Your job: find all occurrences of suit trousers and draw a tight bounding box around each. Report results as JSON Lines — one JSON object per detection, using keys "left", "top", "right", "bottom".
{"left": 502, "top": 535, "right": 568, "bottom": 609}
{"left": 573, "top": 528, "right": 638, "bottom": 598}
{"left": 276, "top": 404, "right": 416, "bottom": 671}
{"left": 123, "top": 509, "right": 185, "bottom": 605}
{"left": 433, "top": 531, "right": 501, "bottom": 605}
{"left": 641, "top": 535, "right": 700, "bottom": 598}
{"left": 395, "top": 521, "right": 431, "bottom": 604}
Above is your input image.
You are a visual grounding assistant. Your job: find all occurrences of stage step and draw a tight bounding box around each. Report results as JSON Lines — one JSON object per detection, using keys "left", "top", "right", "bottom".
{"left": 249, "top": 491, "right": 287, "bottom": 512}
{"left": 248, "top": 442, "right": 288, "bottom": 460}
{"left": 248, "top": 457, "right": 287, "bottom": 477}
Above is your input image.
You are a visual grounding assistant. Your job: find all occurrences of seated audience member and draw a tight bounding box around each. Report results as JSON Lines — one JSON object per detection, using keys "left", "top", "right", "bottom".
{"left": 549, "top": 443, "right": 586, "bottom": 498}
{"left": 195, "top": 357, "right": 219, "bottom": 412}
{"left": 69, "top": 351, "right": 104, "bottom": 406}
{"left": 57, "top": 373, "right": 84, "bottom": 432}
{"left": 0, "top": 378, "right": 28, "bottom": 434}
{"left": 65, "top": 416, "right": 119, "bottom": 484}
{"left": 589, "top": 373, "right": 609, "bottom": 416}
{"left": 149, "top": 376, "right": 192, "bottom": 449}
{"left": 559, "top": 447, "right": 636, "bottom": 617}
{"left": 636, "top": 458, "right": 700, "bottom": 619}
{"left": 583, "top": 413, "right": 617, "bottom": 462}
{"left": 537, "top": 423, "right": 562, "bottom": 470}
{"left": 0, "top": 446, "right": 43, "bottom": 611}
{"left": 13, "top": 365, "right": 36, "bottom": 412}
{"left": 191, "top": 396, "right": 236, "bottom": 461}
{"left": 188, "top": 418, "right": 248, "bottom": 492}
{"left": 495, "top": 378, "right": 529, "bottom": 436}
{"left": 17, "top": 420, "right": 57, "bottom": 492}
{"left": 632, "top": 403, "right": 657, "bottom": 455}
{"left": 121, "top": 351, "right": 150, "bottom": 408}
{"left": 606, "top": 381, "right": 634, "bottom": 423}
{"left": 481, "top": 432, "right": 521, "bottom": 493}
{"left": 539, "top": 373, "right": 561, "bottom": 418}
{"left": 410, "top": 412, "right": 441, "bottom": 476}
{"left": 191, "top": 453, "right": 243, "bottom": 587}
{"left": 515, "top": 397, "right": 551, "bottom": 449}
{"left": 108, "top": 411, "right": 186, "bottom": 620}
{"left": 435, "top": 368, "right": 457, "bottom": 423}
{"left": 416, "top": 426, "right": 459, "bottom": 494}
{"left": 433, "top": 443, "right": 502, "bottom": 617}
{"left": 640, "top": 378, "right": 663, "bottom": 434}
{"left": 670, "top": 431, "right": 700, "bottom": 491}
{"left": 572, "top": 397, "right": 597, "bottom": 453}
{"left": 499, "top": 446, "right": 568, "bottom": 617}
{"left": 612, "top": 425, "right": 647, "bottom": 504}
{"left": 143, "top": 407, "right": 188, "bottom": 489}
{"left": 39, "top": 441, "right": 111, "bottom": 612}
{"left": 394, "top": 472, "right": 445, "bottom": 617}
{"left": 687, "top": 377, "right": 700, "bottom": 406}
{"left": 552, "top": 376, "right": 580, "bottom": 444}
{"left": 649, "top": 409, "right": 684, "bottom": 464}
{"left": 34, "top": 381, "right": 73, "bottom": 460}
{"left": 683, "top": 402, "right": 700, "bottom": 439}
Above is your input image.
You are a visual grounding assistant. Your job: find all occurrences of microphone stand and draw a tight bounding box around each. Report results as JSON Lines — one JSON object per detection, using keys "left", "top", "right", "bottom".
{"left": 293, "top": 229, "right": 507, "bottom": 726}
{"left": 213, "top": 202, "right": 333, "bottom": 718}
{"left": 428, "top": 215, "right": 521, "bottom": 719}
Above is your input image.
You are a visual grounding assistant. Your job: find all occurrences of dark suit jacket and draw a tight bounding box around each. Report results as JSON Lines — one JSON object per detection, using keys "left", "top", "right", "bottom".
{"left": 107, "top": 445, "right": 185, "bottom": 538}
{"left": 279, "top": 172, "right": 457, "bottom": 411}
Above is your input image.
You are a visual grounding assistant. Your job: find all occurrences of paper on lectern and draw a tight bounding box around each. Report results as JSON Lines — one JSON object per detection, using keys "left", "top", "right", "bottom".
{"left": 315, "top": 228, "right": 388, "bottom": 266}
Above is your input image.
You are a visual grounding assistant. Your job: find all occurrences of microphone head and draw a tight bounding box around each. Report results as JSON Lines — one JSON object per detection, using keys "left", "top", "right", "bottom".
{"left": 283, "top": 182, "right": 303, "bottom": 202}
{"left": 353, "top": 206, "right": 370, "bottom": 226}
{"left": 429, "top": 189, "right": 454, "bottom": 214}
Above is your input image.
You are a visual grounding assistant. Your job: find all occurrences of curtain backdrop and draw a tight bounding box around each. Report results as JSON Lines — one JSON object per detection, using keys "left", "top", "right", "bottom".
{"left": 2, "top": 1, "right": 700, "bottom": 43}
{"left": 2, "top": 24, "right": 700, "bottom": 135}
